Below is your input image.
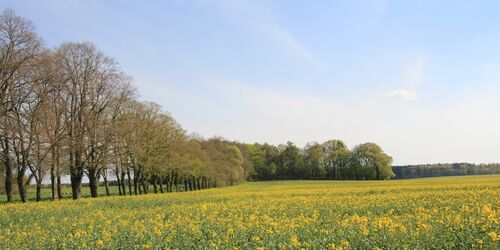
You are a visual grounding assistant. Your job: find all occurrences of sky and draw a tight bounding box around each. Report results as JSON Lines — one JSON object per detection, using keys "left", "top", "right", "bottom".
{"left": 1, "top": 0, "right": 500, "bottom": 165}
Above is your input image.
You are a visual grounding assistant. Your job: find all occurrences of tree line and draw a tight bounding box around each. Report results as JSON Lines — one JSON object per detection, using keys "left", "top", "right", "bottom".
{"left": 0, "top": 9, "right": 252, "bottom": 202}
{"left": 0, "top": 9, "right": 399, "bottom": 203}
{"left": 247, "top": 140, "right": 394, "bottom": 181}
{"left": 392, "top": 163, "right": 500, "bottom": 179}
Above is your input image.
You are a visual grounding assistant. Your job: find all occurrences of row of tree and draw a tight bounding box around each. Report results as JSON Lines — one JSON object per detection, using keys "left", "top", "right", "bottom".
{"left": 0, "top": 9, "right": 251, "bottom": 202}
{"left": 0, "top": 9, "right": 399, "bottom": 203}
{"left": 392, "top": 163, "right": 500, "bottom": 179}
{"left": 247, "top": 140, "right": 395, "bottom": 181}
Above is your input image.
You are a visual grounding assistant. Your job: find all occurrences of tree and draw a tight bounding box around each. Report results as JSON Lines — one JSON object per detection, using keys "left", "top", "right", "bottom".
{"left": 38, "top": 50, "right": 66, "bottom": 200}
{"left": 202, "top": 138, "right": 245, "bottom": 186}
{"left": 352, "top": 142, "right": 394, "bottom": 180}
{"left": 247, "top": 143, "right": 264, "bottom": 180}
{"left": 322, "top": 140, "right": 350, "bottom": 180}
{"left": 253, "top": 143, "right": 280, "bottom": 180}
{"left": 304, "top": 142, "right": 325, "bottom": 179}
{"left": 0, "top": 8, "right": 43, "bottom": 202}
{"left": 279, "top": 142, "right": 302, "bottom": 179}
{"left": 234, "top": 142, "right": 254, "bottom": 180}
{"left": 52, "top": 41, "right": 135, "bottom": 199}
{"left": 7, "top": 59, "right": 46, "bottom": 202}
{"left": 28, "top": 53, "right": 56, "bottom": 201}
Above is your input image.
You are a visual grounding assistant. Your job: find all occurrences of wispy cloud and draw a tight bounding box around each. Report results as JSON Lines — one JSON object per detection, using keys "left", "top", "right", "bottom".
{"left": 210, "top": 0, "right": 323, "bottom": 68}
{"left": 267, "top": 26, "right": 324, "bottom": 69}
{"left": 385, "top": 89, "right": 418, "bottom": 100}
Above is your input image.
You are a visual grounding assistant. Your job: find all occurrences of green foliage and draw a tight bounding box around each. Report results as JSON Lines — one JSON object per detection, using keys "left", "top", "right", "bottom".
{"left": 352, "top": 143, "right": 394, "bottom": 180}
{"left": 250, "top": 140, "right": 394, "bottom": 181}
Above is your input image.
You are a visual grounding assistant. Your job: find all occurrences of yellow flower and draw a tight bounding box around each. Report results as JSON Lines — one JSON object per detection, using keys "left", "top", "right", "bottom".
{"left": 95, "top": 239, "right": 104, "bottom": 247}
{"left": 477, "top": 239, "right": 484, "bottom": 246}
{"left": 487, "top": 231, "right": 499, "bottom": 241}
{"left": 481, "top": 205, "right": 492, "bottom": 216}
{"left": 153, "top": 227, "right": 162, "bottom": 236}
{"left": 341, "top": 240, "right": 350, "bottom": 249}
{"left": 291, "top": 235, "right": 300, "bottom": 246}
{"left": 252, "top": 235, "right": 260, "bottom": 242}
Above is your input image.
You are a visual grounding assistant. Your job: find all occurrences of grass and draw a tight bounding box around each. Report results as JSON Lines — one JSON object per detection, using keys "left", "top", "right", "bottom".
{"left": 0, "top": 175, "right": 499, "bottom": 249}
{"left": 0, "top": 185, "right": 123, "bottom": 202}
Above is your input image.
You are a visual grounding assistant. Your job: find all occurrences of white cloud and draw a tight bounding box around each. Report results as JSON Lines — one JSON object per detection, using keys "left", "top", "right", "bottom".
{"left": 385, "top": 89, "right": 418, "bottom": 100}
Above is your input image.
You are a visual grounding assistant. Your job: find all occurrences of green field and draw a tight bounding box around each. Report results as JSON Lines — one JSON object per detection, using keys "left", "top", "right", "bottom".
{"left": 0, "top": 175, "right": 499, "bottom": 249}
{"left": 0, "top": 185, "right": 123, "bottom": 203}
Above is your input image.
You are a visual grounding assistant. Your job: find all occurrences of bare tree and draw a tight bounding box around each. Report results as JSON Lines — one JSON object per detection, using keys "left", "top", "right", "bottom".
{"left": 0, "top": 8, "right": 42, "bottom": 202}
{"left": 55, "top": 42, "right": 101, "bottom": 199}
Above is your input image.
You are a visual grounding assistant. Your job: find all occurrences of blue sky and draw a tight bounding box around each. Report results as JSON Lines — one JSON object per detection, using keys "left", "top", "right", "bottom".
{"left": 2, "top": 0, "right": 500, "bottom": 165}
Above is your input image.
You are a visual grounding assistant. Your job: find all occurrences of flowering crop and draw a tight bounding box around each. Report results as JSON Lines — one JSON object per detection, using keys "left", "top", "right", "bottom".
{"left": 0, "top": 175, "right": 499, "bottom": 249}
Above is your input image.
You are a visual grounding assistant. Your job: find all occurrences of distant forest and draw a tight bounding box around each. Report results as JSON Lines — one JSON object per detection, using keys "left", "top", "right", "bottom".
{"left": 392, "top": 163, "right": 500, "bottom": 179}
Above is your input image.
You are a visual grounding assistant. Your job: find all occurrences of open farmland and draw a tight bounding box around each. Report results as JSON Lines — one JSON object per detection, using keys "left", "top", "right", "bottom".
{"left": 0, "top": 175, "right": 499, "bottom": 249}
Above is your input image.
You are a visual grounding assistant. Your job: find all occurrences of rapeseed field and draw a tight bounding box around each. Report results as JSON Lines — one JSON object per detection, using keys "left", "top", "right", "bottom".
{"left": 0, "top": 175, "right": 499, "bottom": 249}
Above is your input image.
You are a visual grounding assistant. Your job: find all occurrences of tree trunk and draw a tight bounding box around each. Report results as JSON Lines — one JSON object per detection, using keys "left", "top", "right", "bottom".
{"left": 137, "top": 177, "right": 142, "bottom": 195}
{"left": 174, "top": 172, "right": 178, "bottom": 192}
{"left": 134, "top": 178, "right": 139, "bottom": 195}
{"left": 36, "top": 179, "right": 42, "bottom": 202}
{"left": 165, "top": 177, "right": 171, "bottom": 193}
{"left": 116, "top": 167, "right": 122, "bottom": 196}
{"left": 4, "top": 160, "right": 13, "bottom": 202}
{"left": 50, "top": 168, "right": 57, "bottom": 200}
{"left": 126, "top": 169, "right": 133, "bottom": 195}
{"left": 159, "top": 177, "right": 164, "bottom": 193}
{"left": 57, "top": 174, "right": 63, "bottom": 199}
{"left": 70, "top": 151, "right": 84, "bottom": 200}
{"left": 121, "top": 170, "right": 127, "bottom": 196}
{"left": 88, "top": 168, "right": 99, "bottom": 198}
{"left": 142, "top": 180, "right": 148, "bottom": 194}
{"left": 3, "top": 137, "right": 13, "bottom": 202}
{"left": 17, "top": 173, "right": 27, "bottom": 203}
{"left": 50, "top": 146, "right": 59, "bottom": 200}
{"left": 189, "top": 177, "right": 194, "bottom": 191}
{"left": 152, "top": 177, "right": 158, "bottom": 194}
{"left": 103, "top": 174, "right": 110, "bottom": 196}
